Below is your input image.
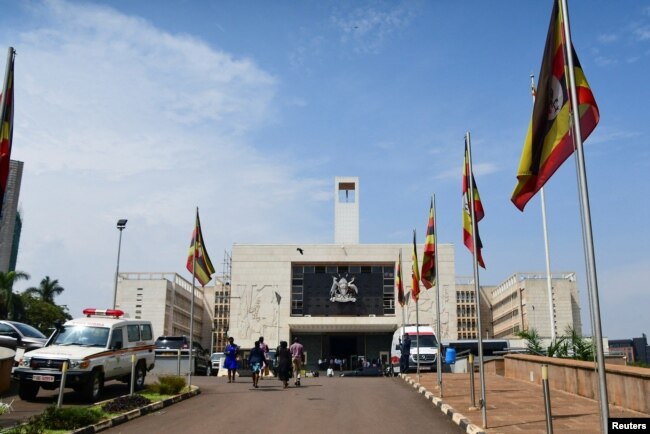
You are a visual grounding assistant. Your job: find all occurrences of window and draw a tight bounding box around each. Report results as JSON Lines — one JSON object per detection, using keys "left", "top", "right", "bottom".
{"left": 110, "top": 327, "right": 124, "bottom": 349}
{"left": 127, "top": 325, "right": 140, "bottom": 342}
{"left": 140, "top": 324, "right": 152, "bottom": 340}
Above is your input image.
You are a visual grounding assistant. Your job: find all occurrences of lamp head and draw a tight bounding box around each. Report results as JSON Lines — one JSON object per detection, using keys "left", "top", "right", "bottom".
{"left": 117, "top": 219, "right": 128, "bottom": 229}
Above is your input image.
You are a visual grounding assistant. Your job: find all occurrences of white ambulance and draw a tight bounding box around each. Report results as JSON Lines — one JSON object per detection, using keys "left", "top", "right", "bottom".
{"left": 13, "top": 308, "right": 155, "bottom": 402}
{"left": 389, "top": 325, "right": 439, "bottom": 374}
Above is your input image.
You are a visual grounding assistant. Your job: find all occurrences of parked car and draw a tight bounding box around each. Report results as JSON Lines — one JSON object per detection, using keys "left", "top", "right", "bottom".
{"left": 339, "top": 366, "right": 383, "bottom": 377}
{"left": 210, "top": 352, "right": 223, "bottom": 376}
{"left": 0, "top": 320, "right": 48, "bottom": 353}
{"left": 155, "top": 336, "right": 211, "bottom": 376}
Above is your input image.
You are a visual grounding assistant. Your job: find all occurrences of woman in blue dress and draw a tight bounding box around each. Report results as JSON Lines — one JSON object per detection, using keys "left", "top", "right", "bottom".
{"left": 224, "top": 337, "right": 239, "bottom": 383}
{"left": 248, "top": 340, "right": 265, "bottom": 388}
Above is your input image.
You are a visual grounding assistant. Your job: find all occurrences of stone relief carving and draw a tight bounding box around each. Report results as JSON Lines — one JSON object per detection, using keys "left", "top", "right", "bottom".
{"left": 236, "top": 284, "right": 278, "bottom": 342}
{"left": 329, "top": 275, "right": 358, "bottom": 302}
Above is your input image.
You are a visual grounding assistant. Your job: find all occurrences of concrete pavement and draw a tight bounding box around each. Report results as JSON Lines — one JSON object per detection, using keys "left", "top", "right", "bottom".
{"left": 402, "top": 371, "right": 649, "bottom": 434}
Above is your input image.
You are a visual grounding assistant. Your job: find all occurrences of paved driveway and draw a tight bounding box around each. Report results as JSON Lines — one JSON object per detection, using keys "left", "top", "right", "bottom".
{"left": 101, "top": 374, "right": 465, "bottom": 434}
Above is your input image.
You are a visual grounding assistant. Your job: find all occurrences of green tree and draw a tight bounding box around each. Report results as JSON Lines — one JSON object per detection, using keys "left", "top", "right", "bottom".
{"left": 20, "top": 293, "right": 72, "bottom": 335}
{"left": 515, "top": 328, "right": 545, "bottom": 356}
{"left": 25, "top": 276, "right": 65, "bottom": 304}
{"left": 0, "top": 270, "right": 30, "bottom": 320}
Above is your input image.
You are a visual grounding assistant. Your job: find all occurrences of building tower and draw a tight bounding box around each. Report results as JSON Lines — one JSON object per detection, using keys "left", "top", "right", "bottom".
{"left": 334, "top": 177, "right": 359, "bottom": 244}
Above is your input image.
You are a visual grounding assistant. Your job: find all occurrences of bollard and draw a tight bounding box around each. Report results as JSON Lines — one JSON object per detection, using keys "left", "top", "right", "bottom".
{"left": 57, "top": 361, "right": 68, "bottom": 408}
{"left": 130, "top": 354, "right": 136, "bottom": 395}
{"left": 176, "top": 349, "right": 181, "bottom": 375}
{"left": 542, "top": 364, "right": 554, "bottom": 434}
{"left": 468, "top": 353, "right": 476, "bottom": 408}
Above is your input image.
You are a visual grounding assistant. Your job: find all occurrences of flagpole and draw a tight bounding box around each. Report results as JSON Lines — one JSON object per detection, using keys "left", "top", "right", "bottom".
{"left": 531, "top": 74, "right": 557, "bottom": 344}
{"left": 466, "top": 131, "right": 487, "bottom": 428}
{"left": 400, "top": 249, "right": 406, "bottom": 336}
{"left": 188, "top": 207, "right": 198, "bottom": 389}
{"left": 433, "top": 194, "right": 442, "bottom": 396}
{"left": 559, "top": 1, "right": 609, "bottom": 430}
{"left": 415, "top": 298, "right": 420, "bottom": 383}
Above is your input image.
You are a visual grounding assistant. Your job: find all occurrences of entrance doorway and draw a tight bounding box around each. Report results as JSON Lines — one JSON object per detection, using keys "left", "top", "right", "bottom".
{"left": 328, "top": 335, "right": 357, "bottom": 369}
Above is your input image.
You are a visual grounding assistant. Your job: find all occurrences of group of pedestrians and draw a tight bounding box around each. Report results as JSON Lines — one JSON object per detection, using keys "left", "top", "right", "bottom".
{"left": 222, "top": 335, "right": 304, "bottom": 389}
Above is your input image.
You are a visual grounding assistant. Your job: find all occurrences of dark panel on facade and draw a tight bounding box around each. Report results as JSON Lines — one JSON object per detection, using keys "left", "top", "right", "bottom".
{"left": 300, "top": 266, "right": 385, "bottom": 316}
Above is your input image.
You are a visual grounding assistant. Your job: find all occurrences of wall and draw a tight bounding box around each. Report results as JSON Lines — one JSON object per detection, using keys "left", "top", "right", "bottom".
{"left": 502, "top": 354, "right": 650, "bottom": 414}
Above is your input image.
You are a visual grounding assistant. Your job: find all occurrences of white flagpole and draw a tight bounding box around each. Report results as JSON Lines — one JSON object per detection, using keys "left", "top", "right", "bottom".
{"left": 415, "top": 297, "right": 420, "bottom": 384}
{"left": 559, "top": 1, "right": 608, "bottom": 430}
{"left": 433, "top": 194, "right": 443, "bottom": 396}
{"left": 466, "top": 132, "right": 487, "bottom": 428}
{"left": 531, "top": 74, "right": 557, "bottom": 343}
{"left": 188, "top": 207, "right": 198, "bottom": 389}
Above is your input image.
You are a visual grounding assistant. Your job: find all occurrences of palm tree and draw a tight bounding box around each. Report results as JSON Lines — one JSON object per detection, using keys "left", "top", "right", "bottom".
{"left": 0, "top": 270, "right": 30, "bottom": 320}
{"left": 25, "top": 276, "right": 65, "bottom": 304}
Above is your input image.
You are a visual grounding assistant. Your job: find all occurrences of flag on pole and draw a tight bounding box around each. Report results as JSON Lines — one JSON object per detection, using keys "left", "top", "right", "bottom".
{"left": 186, "top": 210, "right": 215, "bottom": 286}
{"left": 0, "top": 48, "right": 15, "bottom": 211}
{"left": 411, "top": 230, "right": 420, "bottom": 302}
{"left": 420, "top": 198, "right": 436, "bottom": 289}
{"left": 396, "top": 249, "right": 405, "bottom": 307}
{"left": 463, "top": 140, "right": 486, "bottom": 268}
{"left": 511, "top": 0, "right": 599, "bottom": 211}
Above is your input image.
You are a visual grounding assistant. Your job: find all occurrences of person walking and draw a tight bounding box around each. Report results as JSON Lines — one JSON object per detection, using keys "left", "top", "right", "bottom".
{"left": 399, "top": 333, "right": 411, "bottom": 374}
{"left": 258, "top": 336, "right": 270, "bottom": 377}
{"left": 276, "top": 340, "right": 292, "bottom": 389}
{"left": 248, "top": 340, "right": 265, "bottom": 388}
{"left": 289, "top": 337, "right": 304, "bottom": 386}
{"left": 224, "top": 337, "right": 239, "bottom": 383}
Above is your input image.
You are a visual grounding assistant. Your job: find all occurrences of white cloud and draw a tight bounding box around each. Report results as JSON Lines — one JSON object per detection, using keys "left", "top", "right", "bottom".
{"left": 331, "top": 3, "right": 417, "bottom": 54}
{"left": 6, "top": 0, "right": 330, "bottom": 315}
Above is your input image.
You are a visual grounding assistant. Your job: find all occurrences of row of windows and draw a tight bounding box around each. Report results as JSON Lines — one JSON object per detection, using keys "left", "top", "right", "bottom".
{"left": 292, "top": 265, "right": 394, "bottom": 277}
{"left": 457, "top": 291, "right": 475, "bottom": 303}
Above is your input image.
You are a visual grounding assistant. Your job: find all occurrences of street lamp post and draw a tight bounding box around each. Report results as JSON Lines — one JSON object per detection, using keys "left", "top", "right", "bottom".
{"left": 113, "top": 219, "right": 128, "bottom": 309}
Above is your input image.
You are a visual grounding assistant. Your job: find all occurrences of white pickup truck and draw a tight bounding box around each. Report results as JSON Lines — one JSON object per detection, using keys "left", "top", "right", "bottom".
{"left": 12, "top": 308, "right": 155, "bottom": 402}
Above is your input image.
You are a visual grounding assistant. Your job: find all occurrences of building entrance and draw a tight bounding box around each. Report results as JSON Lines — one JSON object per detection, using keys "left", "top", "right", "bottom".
{"left": 328, "top": 335, "right": 357, "bottom": 365}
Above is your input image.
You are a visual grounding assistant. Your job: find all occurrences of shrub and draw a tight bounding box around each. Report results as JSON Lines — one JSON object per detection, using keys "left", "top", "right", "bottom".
{"left": 148, "top": 375, "right": 186, "bottom": 395}
{"left": 102, "top": 394, "right": 152, "bottom": 413}
{"left": 39, "top": 405, "right": 103, "bottom": 430}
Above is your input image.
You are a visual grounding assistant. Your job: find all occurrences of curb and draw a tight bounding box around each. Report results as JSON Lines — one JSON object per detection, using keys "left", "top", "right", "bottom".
{"left": 71, "top": 387, "right": 201, "bottom": 434}
{"left": 400, "top": 375, "right": 486, "bottom": 434}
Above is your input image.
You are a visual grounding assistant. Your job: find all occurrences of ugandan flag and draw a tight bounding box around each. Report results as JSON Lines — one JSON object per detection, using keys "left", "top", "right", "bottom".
{"left": 186, "top": 210, "right": 215, "bottom": 286}
{"left": 463, "top": 140, "right": 485, "bottom": 268}
{"left": 511, "top": 0, "right": 599, "bottom": 211}
{"left": 411, "top": 230, "right": 420, "bottom": 302}
{"left": 396, "top": 249, "right": 405, "bottom": 307}
{"left": 420, "top": 198, "right": 436, "bottom": 289}
{"left": 0, "top": 48, "right": 15, "bottom": 212}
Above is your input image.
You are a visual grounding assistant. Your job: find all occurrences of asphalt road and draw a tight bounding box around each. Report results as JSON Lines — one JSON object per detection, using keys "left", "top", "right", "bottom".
{"left": 102, "top": 375, "right": 464, "bottom": 434}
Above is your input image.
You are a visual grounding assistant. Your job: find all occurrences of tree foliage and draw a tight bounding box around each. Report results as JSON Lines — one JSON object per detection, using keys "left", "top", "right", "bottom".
{"left": 0, "top": 270, "right": 30, "bottom": 320}
{"left": 20, "top": 293, "right": 71, "bottom": 336}
{"left": 25, "top": 276, "right": 65, "bottom": 304}
{"left": 516, "top": 326, "right": 594, "bottom": 361}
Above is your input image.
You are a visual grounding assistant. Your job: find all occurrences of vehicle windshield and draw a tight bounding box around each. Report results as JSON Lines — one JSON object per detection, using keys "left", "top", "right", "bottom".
{"left": 13, "top": 322, "right": 47, "bottom": 339}
{"left": 408, "top": 334, "right": 438, "bottom": 347}
{"left": 211, "top": 353, "right": 224, "bottom": 361}
{"left": 53, "top": 325, "right": 110, "bottom": 347}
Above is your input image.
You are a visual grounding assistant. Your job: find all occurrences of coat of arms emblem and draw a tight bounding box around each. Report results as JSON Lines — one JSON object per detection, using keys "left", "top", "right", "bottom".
{"left": 329, "top": 275, "right": 358, "bottom": 303}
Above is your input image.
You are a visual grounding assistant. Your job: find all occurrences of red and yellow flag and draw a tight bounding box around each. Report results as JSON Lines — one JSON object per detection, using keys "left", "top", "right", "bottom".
{"left": 420, "top": 198, "right": 436, "bottom": 289}
{"left": 0, "top": 48, "right": 15, "bottom": 211}
{"left": 463, "top": 141, "right": 485, "bottom": 268}
{"left": 411, "top": 230, "right": 420, "bottom": 302}
{"left": 396, "top": 250, "right": 405, "bottom": 307}
{"left": 186, "top": 210, "right": 215, "bottom": 286}
{"left": 511, "top": 0, "right": 599, "bottom": 211}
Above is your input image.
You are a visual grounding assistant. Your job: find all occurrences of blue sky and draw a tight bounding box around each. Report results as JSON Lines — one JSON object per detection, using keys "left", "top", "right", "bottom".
{"left": 0, "top": 0, "right": 647, "bottom": 340}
